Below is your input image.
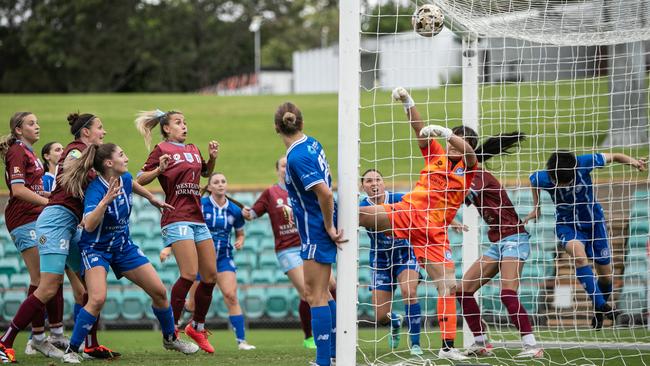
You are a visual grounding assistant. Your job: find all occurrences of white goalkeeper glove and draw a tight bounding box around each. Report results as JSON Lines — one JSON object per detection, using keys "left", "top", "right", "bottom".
{"left": 420, "top": 124, "right": 453, "bottom": 140}
{"left": 392, "top": 87, "right": 415, "bottom": 112}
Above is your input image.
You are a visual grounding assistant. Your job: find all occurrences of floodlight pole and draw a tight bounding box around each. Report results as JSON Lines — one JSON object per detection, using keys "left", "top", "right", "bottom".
{"left": 249, "top": 16, "right": 263, "bottom": 94}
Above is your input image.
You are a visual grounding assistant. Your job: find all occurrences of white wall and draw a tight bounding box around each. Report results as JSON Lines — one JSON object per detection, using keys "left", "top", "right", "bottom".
{"left": 293, "top": 46, "right": 339, "bottom": 93}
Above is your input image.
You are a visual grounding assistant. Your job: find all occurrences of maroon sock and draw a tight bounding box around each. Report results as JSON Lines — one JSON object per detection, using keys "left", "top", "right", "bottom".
{"left": 45, "top": 284, "right": 64, "bottom": 325}
{"left": 456, "top": 290, "right": 485, "bottom": 336}
{"left": 26, "top": 285, "right": 45, "bottom": 330}
{"left": 192, "top": 281, "right": 215, "bottom": 324}
{"left": 0, "top": 294, "right": 44, "bottom": 348}
{"left": 85, "top": 313, "right": 100, "bottom": 348}
{"left": 500, "top": 289, "right": 533, "bottom": 335}
{"left": 299, "top": 300, "right": 312, "bottom": 339}
{"left": 171, "top": 277, "right": 194, "bottom": 325}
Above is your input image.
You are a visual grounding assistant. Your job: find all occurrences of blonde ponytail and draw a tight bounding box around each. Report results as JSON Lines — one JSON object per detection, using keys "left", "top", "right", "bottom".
{"left": 59, "top": 144, "right": 99, "bottom": 198}
{"left": 135, "top": 110, "right": 165, "bottom": 151}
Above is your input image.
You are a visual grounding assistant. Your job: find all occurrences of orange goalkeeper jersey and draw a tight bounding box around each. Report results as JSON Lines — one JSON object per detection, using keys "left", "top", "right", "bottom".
{"left": 402, "top": 139, "right": 475, "bottom": 225}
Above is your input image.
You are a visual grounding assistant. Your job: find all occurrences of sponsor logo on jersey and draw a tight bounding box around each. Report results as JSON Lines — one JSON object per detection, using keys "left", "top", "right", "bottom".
{"left": 454, "top": 167, "right": 465, "bottom": 176}
{"left": 316, "top": 334, "right": 330, "bottom": 341}
{"left": 445, "top": 250, "right": 452, "bottom": 260}
{"left": 13, "top": 167, "right": 20, "bottom": 174}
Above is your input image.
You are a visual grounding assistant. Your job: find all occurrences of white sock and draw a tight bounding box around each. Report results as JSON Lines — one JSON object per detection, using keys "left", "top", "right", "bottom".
{"left": 522, "top": 334, "right": 537, "bottom": 347}
{"left": 474, "top": 335, "right": 487, "bottom": 344}
{"left": 33, "top": 333, "right": 46, "bottom": 342}
{"left": 192, "top": 321, "right": 205, "bottom": 331}
{"left": 50, "top": 326, "right": 64, "bottom": 336}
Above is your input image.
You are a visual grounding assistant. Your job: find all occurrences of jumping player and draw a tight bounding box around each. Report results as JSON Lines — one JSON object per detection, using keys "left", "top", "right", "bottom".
{"left": 359, "top": 169, "right": 422, "bottom": 355}
{"left": 358, "top": 87, "right": 477, "bottom": 361}
{"left": 135, "top": 109, "right": 219, "bottom": 353}
{"left": 58, "top": 143, "right": 198, "bottom": 362}
{"left": 274, "top": 102, "right": 344, "bottom": 366}
{"left": 0, "top": 113, "right": 118, "bottom": 363}
{"left": 451, "top": 132, "right": 542, "bottom": 358}
{"left": 525, "top": 151, "right": 647, "bottom": 328}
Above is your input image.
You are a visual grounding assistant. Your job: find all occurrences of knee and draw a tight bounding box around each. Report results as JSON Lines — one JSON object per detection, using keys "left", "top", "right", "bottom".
{"left": 574, "top": 257, "right": 589, "bottom": 267}
{"left": 223, "top": 291, "right": 238, "bottom": 307}
{"left": 86, "top": 293, "right": 106, "bottom": 313}
{"left": 435, "top": 279, "right": 457, "bottom": 297}
{"left": 401, "top": 284, "right": 418, "bottom": 302}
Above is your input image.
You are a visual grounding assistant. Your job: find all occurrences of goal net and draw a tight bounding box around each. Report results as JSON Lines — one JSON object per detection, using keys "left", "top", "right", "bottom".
{"left": 338, "top": 0, "right": 650, "bottom": 365}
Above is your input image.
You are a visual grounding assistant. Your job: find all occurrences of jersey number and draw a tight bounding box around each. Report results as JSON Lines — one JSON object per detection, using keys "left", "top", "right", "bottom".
{"left": 178, "top": 226, "right": 189, "bottom": 236}
{"left": 59, "top": 239, "right": 69, "bottom": 250}
{"left": 317, "top": 150, "right": 330, "bottom": 184}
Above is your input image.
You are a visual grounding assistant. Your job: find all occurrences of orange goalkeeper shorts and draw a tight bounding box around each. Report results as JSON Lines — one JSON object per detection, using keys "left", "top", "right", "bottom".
{"left": 382, "top": 200, "right": 454, "bottom": 266}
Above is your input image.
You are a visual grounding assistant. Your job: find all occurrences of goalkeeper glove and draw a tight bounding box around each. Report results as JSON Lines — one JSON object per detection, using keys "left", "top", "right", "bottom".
{"left": 420, "top": 124, "right": 453, "bottom": 140}
{"left": 392, "top": 87, "right": 415, "bottom": 112}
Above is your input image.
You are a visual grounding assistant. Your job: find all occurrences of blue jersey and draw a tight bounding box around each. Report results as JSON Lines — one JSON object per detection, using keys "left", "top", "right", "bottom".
{"left": 42, "top": 172, "right": 55, "bottom": 193}
{"left": 79, "top": 172, "right": 133, "bottom": 252}
{"left": 530, "top": 153, "right": 606, "bottom": 225}
{"left": 360, "top": 192, "right": 410, "bottom": 251}
{"left": 285, "top": 135, "right": 336, "bottom": 248}
{"left": 201, "top": 196, "right": 245, "bottom": 252}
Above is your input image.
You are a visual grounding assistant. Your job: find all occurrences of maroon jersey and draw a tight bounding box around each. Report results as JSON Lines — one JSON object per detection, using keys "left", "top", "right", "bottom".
{"left": 251, "top": 184, "right": 301, "bottom": 252}
{"left": 4, "top": 141, "right": 45, "bottom": 231}
{"left": 466, "top": 168, "right": 527, "bottom": 243}
{"left": 47, "top": 140, "right": 95, "bottom": 220}
{"left": 140, "top": 141, "right": 207, "bottom": 227}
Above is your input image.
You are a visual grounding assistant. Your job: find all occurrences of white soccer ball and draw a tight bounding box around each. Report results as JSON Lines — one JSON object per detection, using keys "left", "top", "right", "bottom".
{"left": 412, "top": 4, "right": 444, "bottom": 38}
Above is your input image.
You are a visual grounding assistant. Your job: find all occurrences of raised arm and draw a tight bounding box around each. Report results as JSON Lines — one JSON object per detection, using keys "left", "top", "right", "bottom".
{"left": 201, "top": 141, "right": 219, "bottom": 178}
{"left": 392, "top": 87, "right": 428, "bottom": 149}
{"left": 137, "top": 153, "right": 171, "bottom": 186}
{"left": 602, "top": 153, "right": 647, "bottom": 171}
{"left": 84, "top": 178, "right": 122, "bottom": 232}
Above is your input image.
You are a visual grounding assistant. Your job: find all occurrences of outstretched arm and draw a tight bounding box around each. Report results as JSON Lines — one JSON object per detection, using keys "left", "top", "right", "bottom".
{"left": 392, "top": 87, "right": 428, "bottom": 149}
{"left": 602, "top": 153, "right": 647, "bottom": 171}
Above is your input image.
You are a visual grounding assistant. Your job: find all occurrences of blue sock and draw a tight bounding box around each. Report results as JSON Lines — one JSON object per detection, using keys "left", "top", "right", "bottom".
{"left": 73, "top": 303, "right": 82, "bottom": 322}
{"left": 390, "top": 312, "right": 401, "bottom": 329}
{"left": 405, "top": 303, "right": 421, "bottom": 347}
{"left": 70, "top": 308, "right": 97, "bottom": 351}
{"left": 328, "top": 300, "right": 336, "bottom": 359}
{"left": 311, "top": 306, "right": 331, "bottom": 366}
{"left": 599, "top": 280, "right": 613, "bottom": 303}
{"left": 153, "top": 306, "right": 176, "bottom": 340}
{"left": 576, "top": 265, "right": 606, "bottom": 310}
{"left": 229, "top": 314, "right": 246, "bottom": 343}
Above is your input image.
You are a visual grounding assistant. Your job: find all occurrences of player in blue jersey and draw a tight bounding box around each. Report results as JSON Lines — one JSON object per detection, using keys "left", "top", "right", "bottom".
{"left": 274, "top": 102, "right": 345, "bottom": 366}
{"left": 200, "top": 172, "right": 256, "bottom": 350}
{"left": 57, "top": 143, "right": 199, "bottom": 362}
{"left": 359, "top": 169, "right": 422, "bottom": 356}
{"left": 40, "top": 141, "right": 63, "bottom": 193}
{"left": 525, "top": 151, "right": 647, "bottom": 329}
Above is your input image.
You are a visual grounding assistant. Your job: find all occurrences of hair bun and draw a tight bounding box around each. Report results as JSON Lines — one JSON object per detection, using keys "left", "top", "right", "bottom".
{"left": 67, "top": 113, "right": 80, "bottom": 125}
{"left": 283, "top": 112, "right": 296, "bottom": 125}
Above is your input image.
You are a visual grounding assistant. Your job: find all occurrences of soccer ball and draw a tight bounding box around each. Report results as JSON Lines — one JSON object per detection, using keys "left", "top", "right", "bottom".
{"left": 412, "top": 4, "right": 444, "bottom": 37}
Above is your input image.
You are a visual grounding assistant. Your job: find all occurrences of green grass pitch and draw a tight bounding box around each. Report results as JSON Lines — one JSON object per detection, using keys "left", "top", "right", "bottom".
{"left": 7, "top": 328, "right": 650, "bottom": 365}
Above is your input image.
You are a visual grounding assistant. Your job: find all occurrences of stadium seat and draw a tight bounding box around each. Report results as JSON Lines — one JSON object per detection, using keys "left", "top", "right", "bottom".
{"left": 137, "top": 209, "right": 161, "bottom": 225}
{"left": 289, "top": 288, "right": 301, "bottom": 318}
{"left": 258, "top": 250, "right": 278, "bottom": 270}
{"left": 358, "top": 288, "right": 373, "bottom": 317}
{"left": 251, "top": 269, "right": 275, "bottom": 285}
{"left": 3, "top": 242, "right": 19, "bottom": 260}
{"left": 9, "top": 273, "right": 30, "bottom": 289}
{"left": 623, "top": 261, "right": 647, "bottom": 282}
{"left": 234, "top": 251, "right": 257, "bottom": 272}
{"left": 478, "top": 285, "right": 504, "bottom": 315}
{"left": 63, "top": 290, "right": 75, "bottom": 321}
{"left": 416, "top": 285, "right": 437, "bottom": 316}
{"left": 0, "top": 274, "right": 9, "bottom": 290}
{"left": 518, "top": 285, "right": 540, "bottom": 314}
{"left": 266, "top": 287, "right": 291, "bottom": 319}
{"left": 108, "top": 274, "right": 129, "bottom": 288}
{"left": 618, "top": 285, "right": 646, "bottom": 314}
{"left": 239, "top": 244, "right": 257, "bottom": 258}
{"left": 122, "top": 289, "right": 147, "bottom": 320}
{"left": 158, "top": 271, "right": 177, "bottom": 288}
{"left": 0, "top": 258, "right": 21, "bottom": 276}
{"left": 273, "top": 271, "right": 290, "bottom": 285}
{"left": 102, "top": 289, "right": 123, "bottom": 320}
{"left": 232, "top": 192, "right": 256, "bottom": 207}
{"left": 358, "top": 247, "right": 371, "bottom": 267}
{"left": 215, "top": 290, "right": 244, "bottom": 319}
{"left": 237, "top": 269, "right": 251, "bottom": 285}
{"left": 242, "top": 287, "right": 266, "bottom": 319}
{"left": 629, "top": 221, "right": 649, "bottom": 235}
{"left": 628, "top": 235, "right": 649, "bottom": 249}
{"left": 2, "top": 290, "right": 24, "bottom": 320}
{"left": 258, "top": 237, "right": 276, "bottom": 252}
{"left": 358, "top": 267, "right": 372, "bottom": 288}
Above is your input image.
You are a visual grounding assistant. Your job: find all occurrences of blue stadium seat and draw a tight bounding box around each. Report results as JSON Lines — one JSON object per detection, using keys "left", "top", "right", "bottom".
{"left": 0, "top": 274, "right": 9, "bottom": 290}
{"left": 232, "top": 192, "right": 256, "bottom": 207}
{"left": 258, "top": 237, "right": 276, "bottom": 252}
{"left": 358, "top": 288, "right": 372, "bottom": 317}
{"left": 0, "top": 258, "right": 21, "bottom": 276}
{"left": 267, "top": 287, "right": 291, "bottom": 319}
{"left": 289, "top": 288, "right": 301, "bottom": 318}
{"left": 629, "top": 221, "right": 649, "bottom": 235}
{"left": 158, "top": 271, "right": 177, "bottom": 288}
{"left": 3, "top": 243, "right": 19, "bottom": 260}
{"left": 237, "top": 269, "right": 251, "bottom": 285}
{"left": 251, "top": 269, "right": 275, "bottom": 285}
{"left": 242, "top": 287, "right": 266, "bottom": 319}
{"left": 273, "top": 271, "right": 290, "bottom": 285}
{"left": 137, "top": 209, "right": 161, "bottom": 225}
{"left": 9, "top": 273, "right": 30, "bottom": 289}
{"left": 122, "top": 289, "right": 147, "bottom": 320}
{"left": 258, "top": 250, "right": 278, "bottom": 270}
{"left": 628, "top": 235, "right": 648, "bottom": 249}
{"left": 618, "top": 285, "right": 646, "bottom": 314}
{"left": 63, "top": 290, "right": 75, "bottom": 321}
{"left": 233, "top": 251, "right": 257, "bottom": 272}
{"left": 103, "top": 289, "right": 123, "bottom": 320}
{"left": 416, "top": 285, "right": 437, "bottom": 316}
{"left": 2, "top": 290, "right": 24, "bottom": 320}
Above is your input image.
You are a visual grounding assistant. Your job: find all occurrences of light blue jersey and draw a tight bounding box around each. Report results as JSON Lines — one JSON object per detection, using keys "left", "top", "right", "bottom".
{"left": 80, "top": 172, "right": 133, "bottom": 252}
{"left": 285, "top": 135, "right": 337, "bottom": 264}
{"left": 530, "top": 153, "right": 606, "bottom": 226}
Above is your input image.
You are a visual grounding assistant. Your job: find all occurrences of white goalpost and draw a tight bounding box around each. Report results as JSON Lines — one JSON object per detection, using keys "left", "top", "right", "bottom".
{"left": 338, "top": 0, "right": 650, "bottom": 365}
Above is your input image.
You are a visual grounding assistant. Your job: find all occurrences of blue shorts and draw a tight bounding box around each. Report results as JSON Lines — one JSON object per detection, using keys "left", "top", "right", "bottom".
{"left": 556, "top": 221, "right": 610, "bottom": 265}
{"left": 370, "top": 247, "right": 419, "bottom": 292}
{"left": 161, "top": 221, "right": 212, "bottom": 247}
{"left": 215, "top": 247, "right": 236, "bottom": 273}
{"left": 80, "top": 242, "right": 149, "bottom": 279}
{"left": 301, "top": 241, "right": 337, "bottom": 265}
{"left": 37, "top": 206, "right": 82, "bottom": 274}
{"left": 484, "top": 233, "right": 531, "bottom": 261}
{"left": 277, "top": 247, "right": 303, "bottom": 273}
{"left": 10, "top": 221, "right": 38, "bottom": 252}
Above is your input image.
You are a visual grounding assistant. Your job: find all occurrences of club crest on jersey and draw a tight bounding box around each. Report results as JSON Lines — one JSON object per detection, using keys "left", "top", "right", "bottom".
{"left": 183, "top": 153, "right": 194, "bottom": 163}
{"left": 276, "top": 198, "right": 284, "bottom": 208}
{"left": 161, "top": 228, "right": 168, "bottom": 237}
{"left": 601, "top": 248, "right": 610, "bottom": 258}
{"left": 39, "top": 235, "right": 47, "bottom": 245}
{"left": 173, "top": 153, "right": 181, "bottom": 161}
{"left": 454, "top": 167, "right": 465, "bottom": 176}
{"left": 445, "top": 250, "right": 452, "bottom": 260}
{"left": 227, "top": 215, "right": 235, "bottom": 225}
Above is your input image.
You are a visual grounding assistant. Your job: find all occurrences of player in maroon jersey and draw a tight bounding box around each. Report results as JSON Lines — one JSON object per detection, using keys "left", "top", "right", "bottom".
{"left": 451, "top": 132, "right": 542, "bottom": 359}
{"left": 135, "top": 109, "right": 219, "bottom": 353}
{"left": 0, "top": 113, "right": 120, "bottom": 363}
{"left": 242, "top": 156, "right": 335, "bottom": 350}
